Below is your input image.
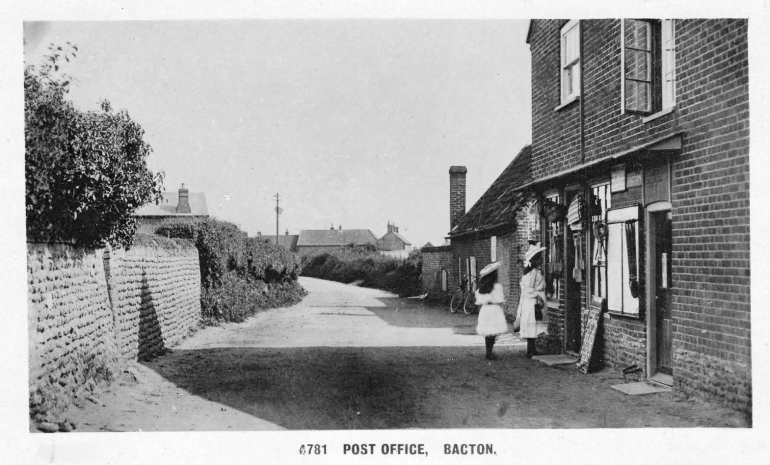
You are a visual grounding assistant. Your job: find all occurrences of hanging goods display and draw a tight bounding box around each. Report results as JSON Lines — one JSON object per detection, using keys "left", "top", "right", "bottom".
{"left": 544, "top": 198, "right": 566, "bottom": 223}
{"left": 624, "top": 219, "right": 640, "bottom": 298}
{"left": 592, "top": 220, "right": 607, "bottom": 266}
{"left": 572, "top": 232, "right": 584, "bottom": 283}
{"left": 567, "top": 194, "right": 584, "bottom": 231}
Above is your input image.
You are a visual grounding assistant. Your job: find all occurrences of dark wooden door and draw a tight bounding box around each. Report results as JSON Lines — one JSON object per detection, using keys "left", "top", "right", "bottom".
{"left": 654, "top": 211, "right": 673, "bottom": 375}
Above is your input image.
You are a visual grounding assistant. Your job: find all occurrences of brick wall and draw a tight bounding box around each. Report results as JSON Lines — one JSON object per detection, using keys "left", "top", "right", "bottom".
{"left": 421, "top": 245, "right": 453, "bottom": 298}
{"left": 529, "top": 19, "right": 750, "bottom": 411}
{"left": 110, "top": 244, "right": 202, "bottom": 361}
{"left": 27, "top": 241, "right": 201, "bottom": 420}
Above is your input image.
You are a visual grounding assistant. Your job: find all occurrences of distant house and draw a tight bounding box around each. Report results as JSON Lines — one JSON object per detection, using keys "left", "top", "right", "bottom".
{"left": 273, "top": 229, "right": 299, "bottom": 252}
{"left": 296, "top": 225, "right": 378, "bottom": 256}
{"left": 133, "top": 184, "right": 209, "bottom": 234}
{"left": 377, "top": 222, "right": 413, "bottom": 259}
{"left": 422, "top": 242, "right": 434, "bottom": 248}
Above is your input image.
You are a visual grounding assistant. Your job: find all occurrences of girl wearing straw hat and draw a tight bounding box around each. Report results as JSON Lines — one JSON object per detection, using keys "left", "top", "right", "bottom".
{"left": 475, "top": 261, "right": 507, "bottom": 360}
{"left": 515, "top": 242, "right": 547, "bottom": 358}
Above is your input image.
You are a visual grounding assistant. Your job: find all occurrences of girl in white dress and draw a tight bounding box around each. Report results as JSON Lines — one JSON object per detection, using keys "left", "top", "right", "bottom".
{"left": 515, "top": 243, "right": 547, "bottom": 358}
{"left": 475, "top": 261, "right": 508, "bottom": 360}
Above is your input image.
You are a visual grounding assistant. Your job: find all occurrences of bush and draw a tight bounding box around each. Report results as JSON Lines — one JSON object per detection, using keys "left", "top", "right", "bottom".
{"left": 25, "top": 44, "right": 164, "bottom": 249}
{"left": 155, "top": 217, "right": 305, "bottom": 323}
{"left": 300, "top": 245, "right": 422, "bottom": 296}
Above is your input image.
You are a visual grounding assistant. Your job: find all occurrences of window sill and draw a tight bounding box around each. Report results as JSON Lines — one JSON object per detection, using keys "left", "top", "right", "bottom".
{"left": 606, "top": 310, "right": 642, "bottom": 320}
{"left": 642, "top": 106, "right": 675, "bottom": 124}
{"left": 554, "top": 95, "right": 580, "bottom": 112}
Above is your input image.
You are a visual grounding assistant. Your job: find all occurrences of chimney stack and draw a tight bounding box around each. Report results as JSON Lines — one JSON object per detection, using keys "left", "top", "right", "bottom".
{"left": 330, "top": 223, "right": 334, "bottom": 230}
{"left": 285, "top": 229, "right": 289, "bottom": 235}
{"left": 339, "top": 225, "right": 342, "bottom": 230}
{"left": 387, "top": 222, "right": 394, "bottom": 234}
{"left": 449, "top": 166, "right": 467, "bottom": 230}
{"left": 176, "top": 183, "right": 192, "bottom": 214}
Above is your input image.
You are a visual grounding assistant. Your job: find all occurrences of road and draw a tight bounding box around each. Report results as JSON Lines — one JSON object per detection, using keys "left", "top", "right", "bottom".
{"left": 60, "top": 277, "right": 748, "bottom": 431}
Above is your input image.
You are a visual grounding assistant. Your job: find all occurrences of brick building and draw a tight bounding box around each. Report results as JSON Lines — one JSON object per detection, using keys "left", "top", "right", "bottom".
{"left": 422, "top": 146, "right": 537, "bottom": 312}
{"left": 525, "top": 19, "right": 749, "bottom": 411}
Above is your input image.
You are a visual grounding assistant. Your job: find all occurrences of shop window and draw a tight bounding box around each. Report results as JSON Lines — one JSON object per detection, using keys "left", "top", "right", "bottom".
{"left": 544, "top": 193, "right": 563, "bottom": 302}
{"left": 622, "top": 19, "right": 676, "bottom": 115}
{"left": 606, "top": 206, "right": 640, "bottom": 316}
{"left": 590, "top": 184, "right": 611, "bottom": 299}
{"left": 560, "top": 20, "right": 581, "bottom": 104}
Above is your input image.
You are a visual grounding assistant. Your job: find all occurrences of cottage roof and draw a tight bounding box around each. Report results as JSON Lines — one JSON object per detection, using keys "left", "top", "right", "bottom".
{"left": 134, "top": 192, "right": 209, "bottom": 217}
{"left": 449, "top": 144, "right": 532, "bottom": 237}
{"left": 297, "top": 229, "right": 378, "bottom": 247}
{"left": 273, "top": 235, "right": 299, "bottom": 251}
{"left": 378, "top": 230, "right": 412, "bottom": 246}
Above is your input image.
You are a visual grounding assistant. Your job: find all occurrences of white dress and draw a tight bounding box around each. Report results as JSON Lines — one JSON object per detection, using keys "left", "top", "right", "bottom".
{"left": 475, "top": 283, "right": 509, "bottom": 336}
{"left": 515, "top": 270, "right": 548, "bottom": 338}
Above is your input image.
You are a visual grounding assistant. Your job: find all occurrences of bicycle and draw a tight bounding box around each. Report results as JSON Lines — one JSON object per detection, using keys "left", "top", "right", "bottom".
{"left": 449, "top": 276, "right": 479, "bottom": 315}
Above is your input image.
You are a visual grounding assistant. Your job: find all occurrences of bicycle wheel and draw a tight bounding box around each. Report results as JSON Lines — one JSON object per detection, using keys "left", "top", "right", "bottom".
{"left": 449, "top": 289, "right": 463, "bottom": 313}
{"left": 463, "top": 292, "right": 477, "bottom": 315}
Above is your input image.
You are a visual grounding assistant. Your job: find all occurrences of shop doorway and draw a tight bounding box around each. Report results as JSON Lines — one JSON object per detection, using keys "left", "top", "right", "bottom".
{"left": 646, "top": 204, "right": 673, "bottom": 383}
{"left": 564, "top": 190, "right": 584, "bottom": 354}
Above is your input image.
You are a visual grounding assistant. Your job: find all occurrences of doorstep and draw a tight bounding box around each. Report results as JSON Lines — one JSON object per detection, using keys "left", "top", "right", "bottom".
{"left": 610, "top": 381, "right": 671, "bottom": 396}
{"left": 648, "top": 373, "right": 674, "bottom": 387}
{"left": 532, "top": 354, "right": 578, "bottom": 366}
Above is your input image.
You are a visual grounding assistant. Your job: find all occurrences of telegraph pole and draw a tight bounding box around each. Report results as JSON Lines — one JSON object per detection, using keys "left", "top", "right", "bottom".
{"left": 274, "top": 193, "right": 280, "bottom": 246}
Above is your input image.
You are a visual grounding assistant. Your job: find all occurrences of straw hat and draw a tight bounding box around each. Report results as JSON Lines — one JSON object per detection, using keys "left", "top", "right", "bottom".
{"left": 524, "top": 242, "right": 546, "bottom": 264}
{"left": 479, "top": 261, "right": 500, "bottom": 278}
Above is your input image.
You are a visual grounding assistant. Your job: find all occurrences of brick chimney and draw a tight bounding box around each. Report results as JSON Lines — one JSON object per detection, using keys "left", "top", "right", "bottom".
{"left": 387, "top": 222, "right": 394, "bottom": 233}
{"left": 176, "top": 183, "right": 191, "bottom": 214}
{"left": 285, "top": 229, "right": 289, "bottom": 235}
{"left": 338, "top": 225, "right": 342, "bottom": 230}
{"left": 449, "top": 166, "right": 467, "bottom": 230}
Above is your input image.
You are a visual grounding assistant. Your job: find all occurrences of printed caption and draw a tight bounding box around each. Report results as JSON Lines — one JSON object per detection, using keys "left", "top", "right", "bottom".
{"left": 298, "top": 443, "right": 497, "bottom": 457}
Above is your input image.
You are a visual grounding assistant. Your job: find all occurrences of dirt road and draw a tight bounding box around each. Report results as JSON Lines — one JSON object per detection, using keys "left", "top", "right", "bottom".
{"left": 60, "top": 277, "right": 749, "bottom": 431}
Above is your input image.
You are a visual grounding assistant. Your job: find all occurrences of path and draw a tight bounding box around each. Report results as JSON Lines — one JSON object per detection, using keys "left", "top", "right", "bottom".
{"left": 59, "top": 277, "right": 749, "bottom": 431}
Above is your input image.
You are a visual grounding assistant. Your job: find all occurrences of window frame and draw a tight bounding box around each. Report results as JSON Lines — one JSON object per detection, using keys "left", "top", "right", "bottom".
{"left": 490, "top": 236, "right": 497, "bottom": 262}
{"left": 605, "top": 205, "right": 642, "bottom": 318}
{"left": 544, "top": 192, "right": 562, "bottom": 303}
{"left": 560, "top": 20, "right": 582, "bottom": 105}
{"left": 621, "top": 18, "right": 676, "bottom": 117}
{"left": 590, "top": 183, "right": 611, "bottom": 300}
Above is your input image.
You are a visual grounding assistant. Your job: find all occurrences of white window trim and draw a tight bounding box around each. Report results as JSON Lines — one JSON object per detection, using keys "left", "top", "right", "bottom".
{"left": 560, "top": 20, "right": 581, "bottom": 104}
{"left": 490, "top": 236, "right": 497, "bottom": 262}
{"left": 606, "top": 206, "right": 640, "bottom": 316}
{"left": 661, "top": 19, "right": 676, "bottom": 110}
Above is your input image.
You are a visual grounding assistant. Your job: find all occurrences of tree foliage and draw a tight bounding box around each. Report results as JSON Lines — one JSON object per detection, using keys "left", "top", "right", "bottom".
{"left": 25, "top": 43, "right": 164, "bottom": 249}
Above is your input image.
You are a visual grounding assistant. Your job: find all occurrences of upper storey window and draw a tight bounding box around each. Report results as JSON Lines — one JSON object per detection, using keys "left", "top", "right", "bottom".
{"left": 622, "top": 19, "right": 676, "bottom": 115}
{"left": 560, "top": 20, "right": 581, "bottom": 104}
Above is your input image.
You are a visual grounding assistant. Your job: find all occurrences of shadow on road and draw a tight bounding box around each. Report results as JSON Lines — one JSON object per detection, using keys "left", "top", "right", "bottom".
{"left": 140, "top": 346, "right": 457, "bottom": 430}
{"left": 363, "top": 296, "right": 482, "bottom": 330}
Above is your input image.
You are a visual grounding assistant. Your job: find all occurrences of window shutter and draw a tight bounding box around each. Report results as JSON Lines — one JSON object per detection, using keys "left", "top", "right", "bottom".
{"left": 661, "top": 19, "right": 676, "bottom": 109}
{"left": 623, "top": 19, "right": 652, "bottom": 113}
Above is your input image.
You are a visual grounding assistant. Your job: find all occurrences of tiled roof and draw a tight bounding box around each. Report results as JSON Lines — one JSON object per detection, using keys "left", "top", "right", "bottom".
{"left": 377, "top": 231, "right": 412, "bottom": 247}
{"left": 297, "top": 229, "right": 378, "bottom": 247}
{"left": 134, "top": 192, "right": 209, "bottom": 217}
{"left": 273, "top": 235, "right": 299, "bottom": 251}
{"left": 449, "top": 145, "right": 532, "bottom": 236}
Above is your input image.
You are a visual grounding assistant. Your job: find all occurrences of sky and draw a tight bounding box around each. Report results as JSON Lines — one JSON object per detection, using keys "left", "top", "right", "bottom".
{"left": 22, "top": 19, "right": 532, "bottom": 247}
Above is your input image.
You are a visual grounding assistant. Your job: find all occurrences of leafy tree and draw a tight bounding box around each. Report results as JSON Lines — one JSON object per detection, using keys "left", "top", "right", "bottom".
{"left": 25, "top": 43, "right": 164, "bottom": 249}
